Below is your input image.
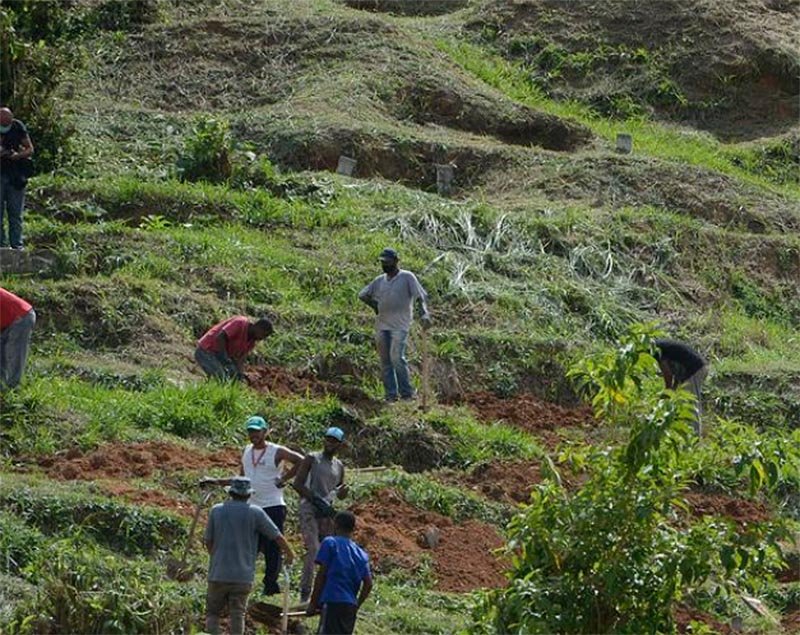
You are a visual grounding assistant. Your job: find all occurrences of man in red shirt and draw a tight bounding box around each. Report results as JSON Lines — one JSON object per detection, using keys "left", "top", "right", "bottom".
{"left": 195, "top": 316, "right": 273, "bottom": 382}
{"left": 0, "top": 287, "right": 36, "bottom": 389}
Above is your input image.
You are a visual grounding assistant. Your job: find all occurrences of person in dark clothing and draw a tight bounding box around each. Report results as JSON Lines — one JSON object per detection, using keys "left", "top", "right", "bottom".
{"left": 653, "top": 339, "right": 708, "bottom": 436}
{"left": 0, "top": 108, "right": 34, "bottom": 250}
{"left": 307, "top": 510, "right": 372, "bottom": 635}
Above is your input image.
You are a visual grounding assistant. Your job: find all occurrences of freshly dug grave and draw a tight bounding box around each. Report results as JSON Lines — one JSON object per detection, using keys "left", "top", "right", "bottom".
{"left": 460, "top": 391, "right": 595, "bottom": 433}
{"left": 350, "top": 488, "right": 508, "bottom": 592}
{"left": 37, "top": 441, "right": 240, "bottom": 481}
{"left": 684, "top": 491, "right": 771, "bottom": 528}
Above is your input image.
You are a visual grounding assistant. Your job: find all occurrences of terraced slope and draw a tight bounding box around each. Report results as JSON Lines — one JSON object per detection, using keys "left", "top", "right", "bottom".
{"left": 1, "top": 0, "right": 798, "bottom": 633}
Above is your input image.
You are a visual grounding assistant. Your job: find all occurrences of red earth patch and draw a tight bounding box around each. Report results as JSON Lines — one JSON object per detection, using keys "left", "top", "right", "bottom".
{"left": 459, "top": 391, "right": 595, "bottom": 434}
{"left": 350, "top": 488, "right": 508, "bottom": 593}
{"left": 684, "top": 492, "right": 771, "bottom": 528}
{"left": 36, "top": 441, "right": 240, "bottom": 481}
{"left": 674, "top": 604, "right": 732, "bottom": 634}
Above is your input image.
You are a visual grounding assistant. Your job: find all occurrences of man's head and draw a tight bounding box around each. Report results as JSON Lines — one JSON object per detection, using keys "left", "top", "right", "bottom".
{"left": 379, "top": 248, "right": 399, "bottom": 275}
{"left": 0, "top": 108, "right": 13, "bottom": 133}
{"left": 227, "top": 476, "right": 254, "bottom": 501}
{"left": 334, "top": 510, "right": 356, "bottom": 536}
{"left": 322, "top": 426, "right": 345, "bottom": 455}
{"left": 250, "top": 317, "right": 274, "bottom": 341}
{"left": 246, "top": 415, "right": 269, "bottom": 446}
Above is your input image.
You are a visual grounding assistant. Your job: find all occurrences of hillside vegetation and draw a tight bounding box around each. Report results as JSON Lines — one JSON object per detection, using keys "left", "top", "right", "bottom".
{"left": 1, "top": 0, "right": 798, "bottom": 633}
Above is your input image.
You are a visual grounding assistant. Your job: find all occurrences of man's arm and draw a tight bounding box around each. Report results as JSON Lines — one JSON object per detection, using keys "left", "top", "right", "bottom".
{"left": 203, "top": 508, "right": 215, "bottom": 553}
{"left": 410, "top": 274, "right": 431, "bottom": 322}
{"left": 336, "top": 464, "right": 348, "bottom": 499}
{"left": 292, "top": 455, "right": 315, "bottom": 500}
{"left": 306, "top": 563, "right": 327, "bottom": 615}
{"left": 8, "top": 134, "right": 33, "bottom": 161}
{"left": 357, "top": 574, "right": 373, "bottom": 609}
{"left": 358, "top": 281, "right": 379, "bottom": 314}
{"left": 275, "top": 447, "right": 304, "bottom": 487}
{"left": 659, "top": 360, "right": 675, "bottom": 389}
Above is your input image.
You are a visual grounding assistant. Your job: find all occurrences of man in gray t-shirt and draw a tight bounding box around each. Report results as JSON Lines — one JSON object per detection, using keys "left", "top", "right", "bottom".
{"left": 358, "top": 247, "right": 431, "bottom": 401}
{"left": 204, "top": 477, "right": 294, "bottom": 635}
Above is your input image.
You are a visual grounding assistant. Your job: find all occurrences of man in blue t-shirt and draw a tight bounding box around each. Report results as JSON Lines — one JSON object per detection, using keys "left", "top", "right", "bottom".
{"left": 307, "top": 510, "right": 373, "bottom": 635}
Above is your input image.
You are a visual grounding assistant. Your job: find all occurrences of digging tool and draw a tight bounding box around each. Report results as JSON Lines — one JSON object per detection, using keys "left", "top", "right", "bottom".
{"left": 420, "top": 324, "right": 432, "bottom": 412}
{"left": 166, "top": 488, "right": 214, "bottom": 581}
{"left": 281, "top": 565, "right": 291, "bottom": 635}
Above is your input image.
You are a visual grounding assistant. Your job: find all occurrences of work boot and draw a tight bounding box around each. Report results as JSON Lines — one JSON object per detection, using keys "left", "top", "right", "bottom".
{"left": 263, "top": 583, "right": 280, "bottom": 596}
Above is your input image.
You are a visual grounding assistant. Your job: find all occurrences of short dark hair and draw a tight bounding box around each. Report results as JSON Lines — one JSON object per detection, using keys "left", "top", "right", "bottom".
{"left": 334, "top": 510, "right": 356, "bottom": 533}
{"left": 255, "top": 317, "right": 273, "bottom": 335}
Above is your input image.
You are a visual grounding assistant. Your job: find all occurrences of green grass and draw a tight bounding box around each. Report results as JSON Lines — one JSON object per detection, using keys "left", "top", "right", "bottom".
{"left": 436, "top": 39, "right": 800, "bottom": 199}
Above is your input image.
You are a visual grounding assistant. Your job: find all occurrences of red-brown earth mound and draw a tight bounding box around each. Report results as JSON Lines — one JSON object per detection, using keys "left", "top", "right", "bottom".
{"left": 36, "top": 441, "right": 240, "bottom": 481}
{"left": 461, "top": 391, "right": 595, "bottom": 434}
{"left": 685, "top": 492, "right": 772, "bottom": 528}
{"left": 246, "top": 366, "right": 377, "bottom": 409}
{"left": 674, "top": 604, "right": 733, "bottom": 634}
{"left": 350, "top": 488, "right": 508, "bottom": 592}
{"left": 101, "top": 482, "right": 196, "bottom": 517}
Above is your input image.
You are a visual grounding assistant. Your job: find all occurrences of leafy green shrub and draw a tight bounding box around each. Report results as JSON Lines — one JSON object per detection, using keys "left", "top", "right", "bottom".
{"left": 0, "top": 488, "right": 185, "bottom": 556}
{"left": 0, "top": 513, "right": 45, "bottom": 575}
{"left": 7, "top": 540, "right": 201, "bottom": 635}
{"left": 472, "top": 326, "right": 789, "bottom": 633}
{"left": 177, "top": 117, "right": 233, "bottom": 183}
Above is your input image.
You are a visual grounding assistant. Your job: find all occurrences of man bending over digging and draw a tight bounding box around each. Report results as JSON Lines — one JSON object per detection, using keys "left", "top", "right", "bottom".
{"left": 195, "top": 315, "right": 272, "bottom": 382}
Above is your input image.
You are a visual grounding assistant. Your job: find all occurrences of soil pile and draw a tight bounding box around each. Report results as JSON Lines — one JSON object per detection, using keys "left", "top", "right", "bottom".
{"left": 246, "top": 366, "right": 376, "bottom": 410}
{"left": 101, "top": 482, "right": 196, "bottom": 517}
{"left": 37, "top": 441, "right": 240, "bottom": 481}
{"left": 674, "top": 604, "right": 732, "bottom": 634}
{"left": 461, "top": 391, "right": 595, "bottom": 433}
{"left": 351, "top": 488, "right": 508, "bottom": 592}
{"left": 438, "top": 460, "right": 542, "bottom": 505}
{"left": 783, "top": 610, "right": 800, "bottom": 634}
{"left": 685, "top": 492, "right": 771, "bottom": 528}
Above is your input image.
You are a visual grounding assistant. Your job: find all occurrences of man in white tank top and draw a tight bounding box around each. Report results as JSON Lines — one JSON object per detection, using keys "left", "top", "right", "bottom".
{"left": 201, "top": 415, "right": 304, "bottom": 597}
{"left": 242, "top": 416, "right": 304, "bottom": 596}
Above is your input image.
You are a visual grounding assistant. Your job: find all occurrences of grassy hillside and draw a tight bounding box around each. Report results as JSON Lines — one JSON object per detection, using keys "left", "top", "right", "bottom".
{"left": 1, "top": 0, "right": 799, "bottom": 633}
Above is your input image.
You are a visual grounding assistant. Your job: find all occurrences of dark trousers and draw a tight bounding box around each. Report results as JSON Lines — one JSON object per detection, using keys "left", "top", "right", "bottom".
{"left": 260, "top": 505, "right": 286, "bottom": 595}
{"left": 318, "top": 603, "right": 358, "bottom": 635}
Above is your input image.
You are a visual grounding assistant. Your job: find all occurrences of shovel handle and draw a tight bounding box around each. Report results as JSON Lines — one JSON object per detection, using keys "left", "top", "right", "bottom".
{"left": 179, "top": 489, "right": 214, "bottom": 566}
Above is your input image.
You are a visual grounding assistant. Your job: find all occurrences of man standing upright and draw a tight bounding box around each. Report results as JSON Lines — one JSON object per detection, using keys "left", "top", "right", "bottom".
{"left": 203, "top": 476, "right": 294, "bottom": 635}
{"left": 293, "top": 427, "right": 347, "bottom": 603}
{"left": 0, "top": 287, "right": 36, "bottom": 390}
{"left": 654, "top": 338, "right": 709, "bottom": 436}
{"left": 359, "top": 248, "right": 431, "bottom": 402}
{"left": 307, "top": 510, "right": 373, "bottom": 635}
{"left": 195, "top": 315, "right": 273, "bottom": 381}
{"left": 241, "top": 416, "right": 303, "bottom": 596}
{"left": 0, "top": 107, "right": 34, "bottom": 250}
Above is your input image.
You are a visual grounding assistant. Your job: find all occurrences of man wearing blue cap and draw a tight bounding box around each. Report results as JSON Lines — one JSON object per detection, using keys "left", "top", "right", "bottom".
{"left": 201, "top": 416, "right": 304, "bottom": 597}
{"left": 293, "top": 426, "right": 348, "bottom": 603}
{"left": 204, "top": 476, "right": 294, "bottom": 635}
{"left": 359, "top": 247, "right": 431, "bottom": 402}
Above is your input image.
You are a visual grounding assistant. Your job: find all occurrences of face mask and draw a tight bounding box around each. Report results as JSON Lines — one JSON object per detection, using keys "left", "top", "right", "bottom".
{"left": 381, "top": 263, "right": 397, "bottom": 274}
{"left": 0, "top": 125, "right": 10, "bottom": 134}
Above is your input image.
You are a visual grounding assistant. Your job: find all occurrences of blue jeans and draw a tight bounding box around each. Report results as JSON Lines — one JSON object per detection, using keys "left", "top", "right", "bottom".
{"left": 0, "top": 309, "right": 35, "bottom": 390}
{"left": 376, "top": 329, "right": 413, "bottom": 400}
{"left": 0, "top": 173, "right": 26, "bottom": 248}
{"left": 194, "top": 347, "right": 237, "bottom": 381}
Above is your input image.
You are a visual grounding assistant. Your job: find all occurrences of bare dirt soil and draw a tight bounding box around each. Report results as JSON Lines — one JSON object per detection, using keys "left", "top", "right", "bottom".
{"left": 100, "top": 482, "right": 197, "bottom": 517}
{"left": 350, "top": 488, "right": 508, "bottom": 592}
{"left": 684, "top": 491, "right": 772, "bottom": 528}
{"left": 459, "top": 390, "right": 596, "bottom": 433}
{"left": 674, "top": 604, "right": 733, "bottom": 634}
{"left": 35, "top": 441, "right": 240, "bottom": 481}
{"left": 246, "top": 365, "right": 377, "bottom": 411}
{"left": 783, "top": 609, "right": 800, "bottom": 634}
{"left": 437, "top": 460, "right": 543, "bottom": 505}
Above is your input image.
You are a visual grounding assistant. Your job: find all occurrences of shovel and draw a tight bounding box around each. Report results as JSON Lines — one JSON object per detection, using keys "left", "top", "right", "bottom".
{"left": 166, "top": 488, "right": 214, "bottom": 581}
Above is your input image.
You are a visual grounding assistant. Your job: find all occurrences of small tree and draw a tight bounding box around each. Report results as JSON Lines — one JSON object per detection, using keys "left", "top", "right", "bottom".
{"left": 176, "top": 117, "right": 232, "bottom": 183}
{"left": 472, "top": 324, "right": 787, "bottom": 634}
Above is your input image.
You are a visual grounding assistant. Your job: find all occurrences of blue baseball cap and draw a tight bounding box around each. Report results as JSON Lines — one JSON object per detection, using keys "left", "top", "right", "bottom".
{"left": 325, "top": 426, "right": 345, "bottom": 442}
{"left": 246, "top": 416, "right": 268, "bottom": 431}
{"left": 378, "top": 248, "right": 398, "bottom": 262}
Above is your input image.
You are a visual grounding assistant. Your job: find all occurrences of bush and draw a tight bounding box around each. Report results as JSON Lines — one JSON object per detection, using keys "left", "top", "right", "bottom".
{"left": 177, "top": 117, "right": 233, "bottom": 183}
{"left": 472, "top": 326, "right": 789, "bottom": 633}
{"left": 7, "top": 541, "right": 202, "bottom": 635}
